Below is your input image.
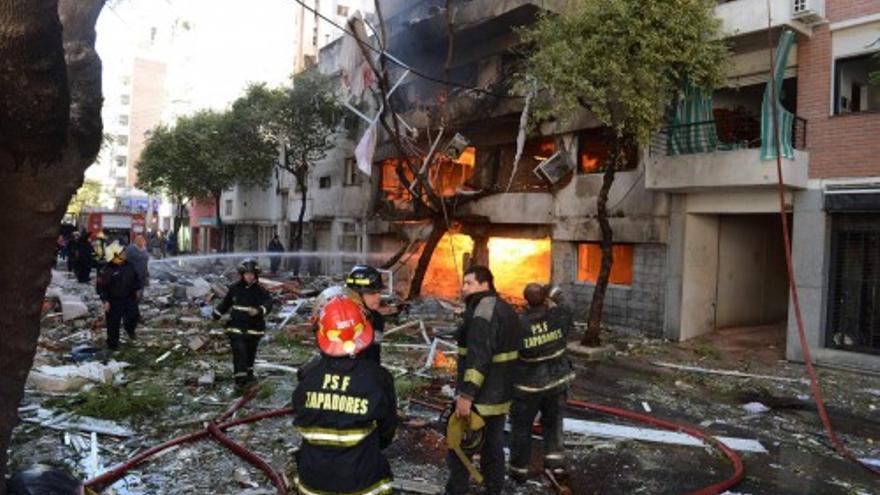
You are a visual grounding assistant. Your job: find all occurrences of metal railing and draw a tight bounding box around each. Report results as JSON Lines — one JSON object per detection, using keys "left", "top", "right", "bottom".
{"left": 651, "top": 113, "right": 807, "bottom": 157}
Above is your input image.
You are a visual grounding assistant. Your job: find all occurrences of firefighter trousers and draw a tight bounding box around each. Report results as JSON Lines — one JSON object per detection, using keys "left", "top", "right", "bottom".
{"left": 509, "top": 392, "right": 565, "bottom": 478}
{"left": 228, "top": 333, "right": 261, "bottom": 386}
{"left": 445, "top": 414, "right": 505, "bottom": 495}
{"left": 106, "top": 298, "right": 138, "bottom": 350}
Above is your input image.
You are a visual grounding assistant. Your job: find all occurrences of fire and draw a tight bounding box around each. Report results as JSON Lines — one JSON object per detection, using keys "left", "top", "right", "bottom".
{"left": 488, "top": 237, "right": 552, "bottom": 303}
{"left": 421, "top": 234, "right": 552, "bottom": 303}
{"left": 422, "top": 233, "right": 474, "bottom": 300}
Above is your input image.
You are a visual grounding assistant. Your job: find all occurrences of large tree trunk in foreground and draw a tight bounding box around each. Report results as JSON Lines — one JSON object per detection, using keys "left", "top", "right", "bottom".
{"left": 0, "top": 1, "right": 104, "bottom": 490}
{"left": 408, "top": 220, "right": 447, "bottom": 300}
{"left": 583, "top": 139, "right": 620, "bottom": 347}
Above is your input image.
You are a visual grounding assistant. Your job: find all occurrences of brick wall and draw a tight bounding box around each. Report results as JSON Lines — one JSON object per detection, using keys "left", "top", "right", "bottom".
{"left": 556, "top": 243, "right": 666, "bottom": 336}
{"left": 798, "top": 2, "right": 880, "bottom": 179}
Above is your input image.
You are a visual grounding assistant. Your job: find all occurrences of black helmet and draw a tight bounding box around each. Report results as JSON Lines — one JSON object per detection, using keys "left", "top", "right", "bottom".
{"left": 237, "top": 258, "right": 261, "bottom": 275}
{"left": 346, "top": 264, "right": 383, "bottom": 292}
{"left": 7, "top": 465, "right": 82, "bottom": 495}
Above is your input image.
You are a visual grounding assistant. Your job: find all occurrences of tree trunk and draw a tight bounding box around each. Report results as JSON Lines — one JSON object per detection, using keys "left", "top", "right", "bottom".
{"left": 380, "top": 240, "right": 413, "bottom": 269}
{"left": 292, "top": 173, "right": 307, "bottom": 275}
{"left": 583, "top": 137, "right": 621, "bottom": 347}
{"left": 0, "top": 2, "right": 104, "bottom": 488}
{"left": 407, "top": 219, "right": 447, "bottom": 299}
{"left": 173, "top": 200, "right": 185, "bottom": 236}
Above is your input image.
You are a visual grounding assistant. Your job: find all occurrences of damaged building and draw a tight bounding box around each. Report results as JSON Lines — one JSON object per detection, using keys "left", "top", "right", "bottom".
{"left": 216, "top": 0, "right": 880, "bottom": 372}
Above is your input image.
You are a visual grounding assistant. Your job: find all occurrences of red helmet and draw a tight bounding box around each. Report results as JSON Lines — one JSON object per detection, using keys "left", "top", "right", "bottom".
{"left": 316, "top": 295, "right": 374, "bottom": 357}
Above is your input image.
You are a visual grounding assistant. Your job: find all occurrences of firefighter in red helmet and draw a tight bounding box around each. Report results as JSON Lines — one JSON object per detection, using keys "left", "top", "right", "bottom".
{"left": 292, "top": 291, "right": 398, "bottom": 495}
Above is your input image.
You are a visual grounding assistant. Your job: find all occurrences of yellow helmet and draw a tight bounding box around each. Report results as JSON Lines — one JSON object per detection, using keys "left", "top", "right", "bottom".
{"left": 105, "top": 242, "right": 125, "bottom": 263}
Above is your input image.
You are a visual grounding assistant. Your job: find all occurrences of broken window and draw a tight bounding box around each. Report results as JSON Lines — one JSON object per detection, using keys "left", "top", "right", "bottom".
{"left": 118, "top": 115, "right": 129, "bottom": 127}
{"left": 120, "top": 94, "right": 130, "bottom": 105}
{"left": 381, "top": 151, "right": 477, "bottom": 208}
{"left": 579, "top": 129, "right": 639, "bottom": 174}
{"left": 499, "top": 138, "right": 556, "bottom": 191}
{"left": 224, "top": 199, "right": 233, "bottom": 216}
{"left": 827, "top": 214, "right": 880, "bottom": 354}
{"left": 337, "top": 5, "right": 349, "bottom": 17}
{"left": 319, "top": 176, "right": 331, "bottom": 189}
{"left": 834, "top": 53, "right": 880, "bottom": 114}
{"left": 117, "top": 135, "right": 129, "bottom": 146}
{"left": 577, "top": 243, "right": 634, "bottom": 286}
{"left": 115, "top": 156, "right": 127, "bottom": 168}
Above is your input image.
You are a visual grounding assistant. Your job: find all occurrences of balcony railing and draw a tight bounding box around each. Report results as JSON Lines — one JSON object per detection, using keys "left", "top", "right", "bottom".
{"left": 651, "top": 113, "right": 807, "bottom": 157}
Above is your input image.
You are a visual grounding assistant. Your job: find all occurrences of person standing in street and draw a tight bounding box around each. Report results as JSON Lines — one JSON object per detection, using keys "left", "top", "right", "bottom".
{"left": 345, "top": 264, "right": 385, "bottom": 363}
{"left": 446, "top": 265, "right": 521, "bottom": 495}
{"left": 508, "top": 284, "right": 576, "bottom": 483}
{"left": 212, "top": 259, "right": 273, "bottom": 390}
{"left": 292, "top": 292, "right": 397, "bottom": 495}
{"left": 124, "top": 235, "right": 150, "bottom": 323}
{"left": 92, "top": 231, "right": 108, "bottom": 276}
{"left": 71, "top": 230, "right": 94, "bottom": 283}
{"left": 266, "top": 234, "right": 285, "bottom": 274}
{"left": 96, "top": 244, "right": 143, "bottom": 350}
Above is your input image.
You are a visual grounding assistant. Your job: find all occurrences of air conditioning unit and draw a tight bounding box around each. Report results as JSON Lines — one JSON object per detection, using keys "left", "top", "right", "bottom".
{"left": 533, "top": 151, "right": 574, "bottom": 185}
{"left": 792, "top": 0, "right": 825, "bottom": 25}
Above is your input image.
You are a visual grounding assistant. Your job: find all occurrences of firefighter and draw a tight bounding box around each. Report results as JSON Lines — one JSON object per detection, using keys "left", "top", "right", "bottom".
{"left": 446, "top": 265, "right": 521, "bottom": 495}
{"left": 292, "top": 293, "right": 398, "bottom": 495}
{"left": 96, "top": 243, "right": 143, "bottom": 350}
{"left": 6, "top": 465, "right": 89, "bottom": 495}
{"left": 508, "top": 283, "right": 576, "bottom": 482}
{"left": 345, "top": 264, "right": 385, "bottom": 363}
{"left": 213, "top": 259, "right": 273, "bottom": 389}
{"left": 92, "top": 231, "right": 108, "bottom": 273}
{"left": 70, "top": 230, "right": 94, "bottom": 283}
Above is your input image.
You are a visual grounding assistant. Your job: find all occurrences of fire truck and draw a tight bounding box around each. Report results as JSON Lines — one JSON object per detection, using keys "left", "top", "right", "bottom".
{"left": 80, "top": 211, "right": 146, "bottom": 244}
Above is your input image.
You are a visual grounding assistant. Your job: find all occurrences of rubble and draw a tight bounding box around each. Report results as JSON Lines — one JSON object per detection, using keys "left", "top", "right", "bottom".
{"left": 8, "top": 263, "right": 878, "bottom": 495}
{"left": 27, "top": 361, "right": 128, "bottom": 393}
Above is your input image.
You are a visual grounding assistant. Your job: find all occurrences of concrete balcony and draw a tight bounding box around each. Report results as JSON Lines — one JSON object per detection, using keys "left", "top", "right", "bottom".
{"left": 715, "top": 0, "right": 822, "bottom": 38}
{"left": 457, "top": 191, "right": 554, "bottom": 224}
{"left": 645, "top": 114, "right": 809, "bottom": 192}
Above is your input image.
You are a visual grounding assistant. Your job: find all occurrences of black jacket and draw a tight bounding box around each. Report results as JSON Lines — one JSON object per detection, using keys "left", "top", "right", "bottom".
{"left": 96, "top": 262, "right": 142, "bottom": 301}
{"left": 515, "top": 305, "right": 575, "bottom": 397}
{"left": 292, "top": 356, "right": 397, "bottom": 495}
{"left": 359, "top": 309, "right": 384, "bottom": 363}
{"left": 213, "top": 279, "right": 273, "bottom": 335}
{"left": 456, "top": 290, "right": 522, "bottom": 416}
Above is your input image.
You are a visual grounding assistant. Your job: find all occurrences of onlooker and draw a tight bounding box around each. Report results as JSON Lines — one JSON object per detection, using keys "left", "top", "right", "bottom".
{"left": 267, "top": 234, "right": 285, "bottom": 274}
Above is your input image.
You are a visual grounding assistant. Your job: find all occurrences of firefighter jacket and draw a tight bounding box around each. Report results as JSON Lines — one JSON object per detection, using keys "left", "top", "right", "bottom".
{"left": 96, "top": 262, "right": 142, "bottom": 302}
{"left": 456, "top": 290, "right": 522, "bottom": 416}
{"left": 213, "top": 279, "right": 273, "bottom": 336}
{"left": 292, "top": 355, "right": 398, "bottom": 495}
{"left": 514, "top": 305, "right": 575, "bottom": 397}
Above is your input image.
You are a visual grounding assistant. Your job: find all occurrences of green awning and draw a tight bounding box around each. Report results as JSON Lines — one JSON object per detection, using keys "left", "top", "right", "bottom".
{"left": 761, "top": 30, "right": 796, "bottom": 161}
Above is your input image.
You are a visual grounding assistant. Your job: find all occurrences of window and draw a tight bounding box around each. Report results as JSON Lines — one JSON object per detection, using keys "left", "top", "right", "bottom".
{"left": 337, "top": 5, "right": 349, "bottom": 17}
{"left": 120, "top": 94, "right": 130, "bottom": 105}
{"left": 834, "top": 53, "right": 880, "bottom": 114}
{"left": 115, "top": 156, "right": 127, "bottom": 168}
{"left": 118, "top": 115, "right": 129, "bottom": 126}
{"left": 117, "top": 135, "right": 129, "bottom": 146}
{"left": 224, "top": 199, "right": 233, "bottom": 216}
{"left": 339, "top": 221, "right": 362, "bottom": 253}
{"left": 577, "top": 243, "right": 634, "bottom": 286}
{"left": 343, "top": 158, "right": 361, "bottom": 186}
{"left": 579, "top": 129, "right": 639, "bottom": 174}
{"left": 121, "top": 76, "right": 130, "bottom": 86}
{"left": 827, "top": 214, "right": 880, "bottom": 354}
{"left": 115, "top": 177, "right": 127, "bottom": 188}
{"left": 319, "top": 176, "right": 331, "bottom": 189}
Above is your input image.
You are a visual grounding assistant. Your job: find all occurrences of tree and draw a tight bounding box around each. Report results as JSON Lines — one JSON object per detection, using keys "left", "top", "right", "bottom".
{"left": 241, "top": 72, "right": 340, "bottom": 255}
{"left": 522, "top": 0, "right": 728, "bottom": 346}
{"left": 66, "top": 178, "right": 103, "bottom": 218}
{"left": 138, "top": 109, "right": 275, "bottom": 248}
{"left": 0, "top": 0, "right": 106, "bottom": 489}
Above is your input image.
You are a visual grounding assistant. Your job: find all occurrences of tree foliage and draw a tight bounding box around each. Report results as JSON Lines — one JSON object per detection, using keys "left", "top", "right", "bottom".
{"left": 239, "top": 70, "right": 340, "bottom": 250}
{"left": 522, "top": 0, "right": 728, "bottom": 144}
{"left": 66, "top": 178, "right": 102, "bottom": 218}
{"left": 521, "top": 0, "right": 728, "bottom": 345}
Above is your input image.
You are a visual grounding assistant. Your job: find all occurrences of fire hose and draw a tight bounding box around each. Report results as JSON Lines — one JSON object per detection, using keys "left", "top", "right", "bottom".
{"left": 84, "top": 386, "right": 295, "bottom": 494}
{"left": 566, "top": 400, "right": 744, "bottom": 495}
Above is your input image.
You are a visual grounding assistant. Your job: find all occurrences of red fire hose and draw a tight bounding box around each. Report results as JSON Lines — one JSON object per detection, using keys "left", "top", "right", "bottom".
{"left": 566, "top": 400, "right": 744, "bottom": 495}
{"left": 84, "top": 386, "right": 295, "bottom": 494}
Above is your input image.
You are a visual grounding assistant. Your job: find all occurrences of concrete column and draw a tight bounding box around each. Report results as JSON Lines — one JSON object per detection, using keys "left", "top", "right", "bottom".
{"left": 663, "top": 195, "right": 686, "bottom": 341}
{"left": 679, "top": 213, "right": 720, "bottom": 340}
{"left": 471, "top": 235, "right": 489, "bottom": 268}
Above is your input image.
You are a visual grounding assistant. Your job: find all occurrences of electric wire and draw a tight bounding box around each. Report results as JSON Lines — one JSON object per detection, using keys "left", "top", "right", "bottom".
{"left": 287, "top": 0, "right": 524, "bottom": 100}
